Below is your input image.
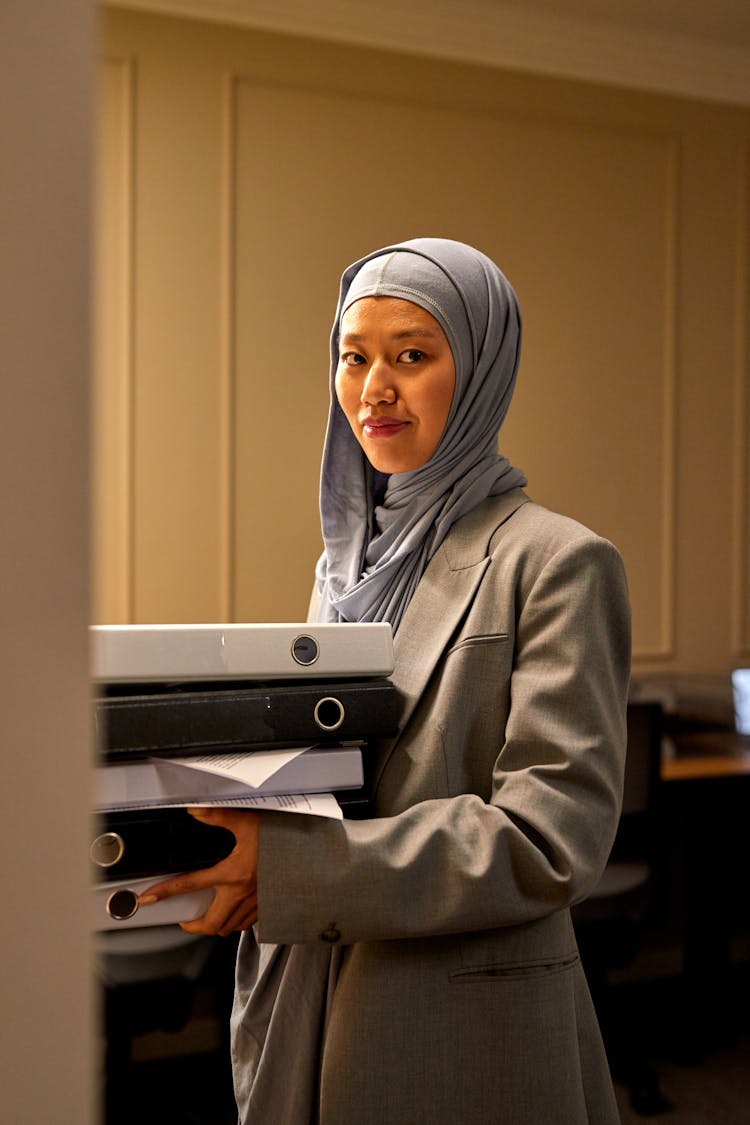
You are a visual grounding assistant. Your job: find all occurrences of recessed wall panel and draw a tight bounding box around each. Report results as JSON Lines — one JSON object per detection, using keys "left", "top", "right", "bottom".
{"left": 232, "top": 79, "right": 674, "bottom": 656}
{"left": 95, "top": 10, "right": 750, "bottom": 672}
{"left": 131, "top": 53, "right": 226, "bottom": 622}
{"left": 93, "top": 58, "right": 135, "bottom": 624}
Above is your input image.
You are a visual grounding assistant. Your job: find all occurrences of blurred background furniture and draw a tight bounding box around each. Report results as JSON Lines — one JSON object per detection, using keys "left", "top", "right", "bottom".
{"left": 97, "top": 927, "right": 238, "bottom": 1124}
{"left": 634, "top": 673, "right": 750, "bottom": 1055}
{"left": 572, "top": 700, "right": 670, "bottom": 1115}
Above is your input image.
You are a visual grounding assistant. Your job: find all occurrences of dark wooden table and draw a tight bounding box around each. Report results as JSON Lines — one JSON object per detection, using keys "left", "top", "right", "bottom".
{"left": 661, "top": 728, "right": 750, "bottom": 781}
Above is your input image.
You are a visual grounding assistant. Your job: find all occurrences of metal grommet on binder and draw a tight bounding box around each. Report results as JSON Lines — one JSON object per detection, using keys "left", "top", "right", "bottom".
{"left": 90, "top": 831, "right": 125, "bottom": 869}
{"left": 291, "top": 633, "right": 319, "bottom": 666}
{"left": 106, "top": 888, "right": 139, "bottom": 921}
{"left": 313, "top": 696, "right": 345, "bottom": 732}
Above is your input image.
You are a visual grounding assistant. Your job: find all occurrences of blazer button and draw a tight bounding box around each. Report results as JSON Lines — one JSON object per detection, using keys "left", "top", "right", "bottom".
{"left": 320, "top": 925, "right": 341, "bottom": 943}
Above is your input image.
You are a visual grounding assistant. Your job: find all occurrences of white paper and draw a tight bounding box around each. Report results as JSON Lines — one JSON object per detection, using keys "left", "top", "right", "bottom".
{"left": 188, "top": 792, "right": 344, "bottom": 818}
{"left": 154, "top": 746, "right": 310, "bottom": 789}
{"left": 100, "top": 791, "right": 344, "bottom": 819}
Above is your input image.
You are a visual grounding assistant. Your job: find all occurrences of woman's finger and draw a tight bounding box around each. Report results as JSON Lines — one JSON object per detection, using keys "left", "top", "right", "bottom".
{"left": 138, "top": 862, "right": 228, "bottom": 904}
{"left": 188, "top": 806, "right": 259, "bottom": 837}
{"left": 217, "top": 895, "right": 259, "bottom": 936}
{"left": 178, "top": 885, "right": 258, "bottom": 935}
{"left": 138, "top": 821, "right": 259, "bottom": 904}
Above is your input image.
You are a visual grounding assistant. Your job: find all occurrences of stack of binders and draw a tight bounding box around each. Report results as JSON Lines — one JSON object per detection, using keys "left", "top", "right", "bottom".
{"left": 91, "top": 622, "right": 400, "bottom": 929}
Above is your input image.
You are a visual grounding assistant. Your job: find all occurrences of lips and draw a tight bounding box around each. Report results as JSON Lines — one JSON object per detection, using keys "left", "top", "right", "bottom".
{"left": 361, "top": 415, "right": 409, "bottom": 439}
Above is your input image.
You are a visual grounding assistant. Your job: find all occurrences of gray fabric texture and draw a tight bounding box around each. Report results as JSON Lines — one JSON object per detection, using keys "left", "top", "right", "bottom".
{"left": 231, "top": 491, "right": 630, "bottom": 1124}
{"left": 315, "top": 237, "right": 527, "bottom": 631}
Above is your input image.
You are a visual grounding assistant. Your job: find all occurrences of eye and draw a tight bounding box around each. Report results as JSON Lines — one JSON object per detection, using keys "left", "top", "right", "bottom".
{"left": 399, "top": 349, "right": 425, "bottom": 364}
{"left": 341, "top": 352, "right": 366, "bottom": 366}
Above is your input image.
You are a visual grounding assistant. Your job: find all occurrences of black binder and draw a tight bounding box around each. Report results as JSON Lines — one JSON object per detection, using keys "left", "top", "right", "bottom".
{"left": 91, "top": 790, "right": 372, "bottom": 881}
{"left": 90, "top": 808, "right": 235, "bottom": 881}
{"left": 96, "top": 677, "right": 401, "bottom": 762}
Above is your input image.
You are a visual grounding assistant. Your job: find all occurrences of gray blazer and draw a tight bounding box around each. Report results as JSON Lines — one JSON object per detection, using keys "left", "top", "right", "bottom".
{"left": 232, "top": 490, "right": 631, "bottom": 1124}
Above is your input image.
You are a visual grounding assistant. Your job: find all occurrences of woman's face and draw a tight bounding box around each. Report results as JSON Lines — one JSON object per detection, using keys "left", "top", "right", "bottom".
{"left": 335, "top": 296, "right": 456, "bottom": 475}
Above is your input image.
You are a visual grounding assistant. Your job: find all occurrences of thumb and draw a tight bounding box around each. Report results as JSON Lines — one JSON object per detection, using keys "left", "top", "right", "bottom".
{"left": 187, "top": 805, "right": 220, "bottom": 823}
{"left": 188, "top": 806, "right": 258, "bottom": 837}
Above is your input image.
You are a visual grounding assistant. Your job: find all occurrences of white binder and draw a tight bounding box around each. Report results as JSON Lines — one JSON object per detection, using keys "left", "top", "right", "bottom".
{"left": 91, "top": 622, "right": 394, "bottom": 683}
{"left": 95, "top": 744, "right": 364, "bottom": 810}
{"left": 93, "top": 874, "right": 214, "bottom": 931}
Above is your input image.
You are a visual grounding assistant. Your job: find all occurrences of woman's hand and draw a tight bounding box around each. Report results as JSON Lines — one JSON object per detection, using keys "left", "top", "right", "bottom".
{"left": 138, "top": 807, "right": 260, "bottom": 936}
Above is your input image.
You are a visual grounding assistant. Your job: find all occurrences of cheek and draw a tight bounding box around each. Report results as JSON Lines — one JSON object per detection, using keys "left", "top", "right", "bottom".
{"left": 333, "top": 370, "right": 347, "bottom": 412}
{"left": 334, "top": 371, "right": 357, "bottom": 425}
{"left": 432, "top": 370, "right": 456, "bottom": 434}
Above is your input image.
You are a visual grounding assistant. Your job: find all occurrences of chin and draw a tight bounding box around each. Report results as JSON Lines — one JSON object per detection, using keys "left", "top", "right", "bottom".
{"left": 358, "top": 438, "right": 430, "bottom": 475}
{"left": 367, "top": 454, "right": 418, "bottom": 474}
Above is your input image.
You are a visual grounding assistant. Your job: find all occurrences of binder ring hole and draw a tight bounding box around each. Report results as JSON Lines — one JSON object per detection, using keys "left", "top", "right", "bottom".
{"left": 90, "top": 832, "right": 125, "bottom": 868}
{"left": 106, "top": 889, "right": 139, "bottom": 921}
{"left": 291, "top": 634, "right": 319, "bottom": 666}
{"left": 314, "top": 697, "right": 345, "bottom": 732}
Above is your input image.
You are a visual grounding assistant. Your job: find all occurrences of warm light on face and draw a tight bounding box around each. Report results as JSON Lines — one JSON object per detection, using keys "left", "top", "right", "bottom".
{"left": 335, "top": 297, "right": 456, "bottom": 475}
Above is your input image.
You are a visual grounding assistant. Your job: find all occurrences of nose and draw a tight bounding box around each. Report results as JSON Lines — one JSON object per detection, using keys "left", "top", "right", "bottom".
{"left": 360, "top": 358, "right": 395, "bottom": 405}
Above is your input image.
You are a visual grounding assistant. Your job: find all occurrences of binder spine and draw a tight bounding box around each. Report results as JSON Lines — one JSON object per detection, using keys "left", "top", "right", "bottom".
{"left": 97, "top": 680, "right": 401, "bottom": 761}
{"left": 90, "top": 622, "right": 394, "bottom": 682}
{"left": 91, "top": 809, "right": 235, "bottom": 882}
{"left": 93, "top": 874, "right": 214, "bottom": 930}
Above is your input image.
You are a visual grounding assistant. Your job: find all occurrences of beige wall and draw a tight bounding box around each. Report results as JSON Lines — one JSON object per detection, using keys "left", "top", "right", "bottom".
{"left": 95, "top": 8, "right": 749, "bottom": 675}
{"left": 1, "top": 2, "right": 94, "bottom": 1121}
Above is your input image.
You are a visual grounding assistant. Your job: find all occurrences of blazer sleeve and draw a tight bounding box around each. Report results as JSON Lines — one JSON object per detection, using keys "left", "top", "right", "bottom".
{"left": 255, "top": 533, "right": 631, "bottom": 945}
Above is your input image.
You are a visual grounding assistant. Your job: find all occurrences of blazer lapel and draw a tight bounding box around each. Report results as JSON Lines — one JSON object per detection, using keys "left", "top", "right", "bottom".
{"left": 372, "top": 488, "right": 530, "bottom": 789}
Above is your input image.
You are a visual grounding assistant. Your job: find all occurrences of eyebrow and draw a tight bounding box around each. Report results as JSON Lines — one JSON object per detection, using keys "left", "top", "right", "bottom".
{"left": 340, "top": 328, "right": 440, "bottom": 345}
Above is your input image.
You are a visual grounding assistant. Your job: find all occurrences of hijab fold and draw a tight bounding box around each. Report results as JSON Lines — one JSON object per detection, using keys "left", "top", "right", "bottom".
{"left": 315, "top": 238, "right": 526, "bottom": 632}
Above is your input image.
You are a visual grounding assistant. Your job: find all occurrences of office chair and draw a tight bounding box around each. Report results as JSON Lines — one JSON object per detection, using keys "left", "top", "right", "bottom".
{"left": 572, "top": 700, "right": 671, "bottom": 1115}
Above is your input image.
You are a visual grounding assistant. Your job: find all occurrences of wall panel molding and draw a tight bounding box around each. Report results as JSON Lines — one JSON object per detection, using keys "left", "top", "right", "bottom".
{"left": 731, "top": 139, "right": 750, "bottom": 659}
{"left": 95, "top": 9, "right": 750, "bottom": 668}
{"left": 218, "top": 73, "right": 239, "bottom": 621}
{"left": 634, "top": 135, "right": 680, "bottom": 663}
{"left": 93, "top": 55, "right": 136, "bottom": 622}
{"left": 225, "top": 70, "right": 682, "bottom": 648}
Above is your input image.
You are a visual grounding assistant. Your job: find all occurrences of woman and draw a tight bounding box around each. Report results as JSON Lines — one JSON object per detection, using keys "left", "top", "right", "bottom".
{"left": 142, "top": 238, "right": 631, "bottom": 1123}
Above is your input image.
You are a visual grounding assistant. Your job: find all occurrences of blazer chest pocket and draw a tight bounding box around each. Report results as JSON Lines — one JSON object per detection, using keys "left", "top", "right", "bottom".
{"left": 446, "top": 632, "right": 510, "bottom": 656}
{"left": 438, "top": 633, "right": 512, "bottom": 726}
{"left": 431, "top": 634, "right": 513, "bottom": 797}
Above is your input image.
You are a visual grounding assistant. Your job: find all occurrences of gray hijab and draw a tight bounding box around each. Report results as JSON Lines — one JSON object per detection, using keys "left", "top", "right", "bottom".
{"left": 315, "top": 237, "right": 526, "bottom": 632}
